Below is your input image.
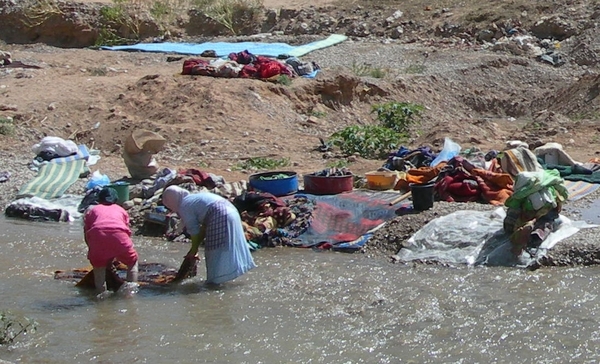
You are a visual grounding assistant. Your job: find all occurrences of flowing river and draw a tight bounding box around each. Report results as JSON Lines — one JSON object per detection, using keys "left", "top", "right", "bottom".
{"left": 0, "top": 215, "right": 599, "bottom": 363}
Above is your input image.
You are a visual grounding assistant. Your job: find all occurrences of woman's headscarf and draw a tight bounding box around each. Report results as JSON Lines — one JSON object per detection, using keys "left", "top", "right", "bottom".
{"left": 162, "top": 186, "right": 190, "bottom": 213}
{"left": 98, "top": 187, "right": 119, "bottom": 205}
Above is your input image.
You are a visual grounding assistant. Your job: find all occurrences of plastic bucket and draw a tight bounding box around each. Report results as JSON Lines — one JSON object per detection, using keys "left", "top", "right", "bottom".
{"left": 303, "top": 174, "right": 354, "bottom": 195}
{"left": 248, "top": 171, "right": 298, "bottom": 196}
{"left": 108, "top": 181, "right": 130, "bottom": 204}
{"left": 409, "top": 182, "right": 434, "bottom": 211}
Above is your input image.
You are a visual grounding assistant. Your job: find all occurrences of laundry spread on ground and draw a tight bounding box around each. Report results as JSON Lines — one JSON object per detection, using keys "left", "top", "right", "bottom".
{"left": 289, "top": 190, "right": 402, "bottom": 248}
{"left": 564, "top": 180, "right": 600, "bottom": 201}
{"left": 17, "top": 159, "right": 86, "bottom": 200}
{"left": 181, "top": 52, "right": 319, "bottom": 79}
{"left": 100, "top": 34, "right": 347, "bottom": 57}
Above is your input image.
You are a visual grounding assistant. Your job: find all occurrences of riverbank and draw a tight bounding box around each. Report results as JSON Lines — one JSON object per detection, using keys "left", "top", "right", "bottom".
{"left": 2, "top": 0, "right": 600, "bottom": 267}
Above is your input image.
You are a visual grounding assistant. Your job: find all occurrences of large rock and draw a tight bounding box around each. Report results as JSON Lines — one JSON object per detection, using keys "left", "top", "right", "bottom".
{"left": 530, "top": 15, "right": 578, "bottom": 40}
{"left": 0, "top": 0, "right": 160, "bottom": 47}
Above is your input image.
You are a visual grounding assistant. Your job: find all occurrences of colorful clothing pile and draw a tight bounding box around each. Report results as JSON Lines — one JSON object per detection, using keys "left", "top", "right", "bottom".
{"left": 181, "top": 50, "right": 295, "bottom": 79}
{"left": 384, "top": 146, "right": 436, "bottom": 171}
{"left": 503, "top": 169, "right": 569, "bottom": 255}
{"left": 233, "top": 192, "right": 314, "bottom": 247}
{"left": 434, "top": 157, "right": 514, "bottom": 205}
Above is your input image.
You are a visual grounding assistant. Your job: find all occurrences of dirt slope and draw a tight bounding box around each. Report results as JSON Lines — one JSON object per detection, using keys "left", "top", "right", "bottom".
{"left": 1, "top": 0, "right": 600, "bottom": 184}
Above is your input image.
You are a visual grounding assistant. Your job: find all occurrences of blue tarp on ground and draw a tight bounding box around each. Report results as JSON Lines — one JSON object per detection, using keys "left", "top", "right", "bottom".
{"left": 101, "top": 34, "right": 348, "bottom": 58}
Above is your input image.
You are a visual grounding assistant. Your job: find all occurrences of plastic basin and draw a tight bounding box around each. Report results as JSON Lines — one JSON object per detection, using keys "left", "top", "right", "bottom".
{"left": 248, "top": 171, "right": 298, "bottom": 196}
{"left": 365, "top": 171, "right": 397, "bottom": 190}
{"left": 303, "top": 174, "right": 354, "bottom": 195}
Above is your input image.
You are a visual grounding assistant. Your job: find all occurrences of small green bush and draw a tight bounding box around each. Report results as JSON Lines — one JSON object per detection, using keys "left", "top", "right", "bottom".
{"left": 94, "top": 28, "right": 130, "bottom": 47}
{"left": 0, "top": 311, "right": 37, "bottom": 345}
{"left": 193, "top": 0, "right": 263, "bottom": 35}
{"left": 371, "top": 101, "right": 424, "bottom": 134}
{"left": 235, "top": 157, "right": 290, "bottom": 171}
{"left": 22, "top": 0, "right": 64, "bottom": 27}
{"left": 310, "top": 110, "right": 327, "bottom": 118}
{"left": 404, "top": 64, "right": 426, "bottom": 74}
{"left": 327, "top": 159, "right": 349, "bottom": 168}
{"left": 330, "top": 125, "right": 403, "bottom": 159}
{"left": 349, "top": 60, "right": 371, "bottom": 76}
{"left": 277, "top": 75, "right": 292, "bottom": 86}
{"left": 369, "top": 67, "right": 386, "bottom": 78}
{"left": 0, "top": 117, "right": 15, "bottom": 136}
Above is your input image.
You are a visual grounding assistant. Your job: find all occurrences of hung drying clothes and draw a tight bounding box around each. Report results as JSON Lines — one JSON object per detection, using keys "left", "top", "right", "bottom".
{"left": 182, "top": 58, "right": 210, "bottom": 75}
{"left": 176, "top": 168, "right": 216, "bottom": 189}
{"left": 470, "top": 168, "right": 514, "bottom": 206}
{"left": 255, "top": 56, "right": 293, "bottom": 79}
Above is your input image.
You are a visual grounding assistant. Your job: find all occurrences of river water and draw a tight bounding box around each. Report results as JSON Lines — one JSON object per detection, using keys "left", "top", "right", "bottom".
{"left": 1, "top": 215, "right": 599, "bottom": 363}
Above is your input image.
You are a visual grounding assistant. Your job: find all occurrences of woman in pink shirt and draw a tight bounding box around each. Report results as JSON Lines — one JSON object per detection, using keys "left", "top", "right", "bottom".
{"left": 84, "top": 187, "right": 138, "bottom": 294}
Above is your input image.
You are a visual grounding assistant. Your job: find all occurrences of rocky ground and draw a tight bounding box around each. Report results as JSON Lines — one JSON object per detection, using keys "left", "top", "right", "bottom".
{"left": 1, "top": 0, "right": 600, "bottom": 266}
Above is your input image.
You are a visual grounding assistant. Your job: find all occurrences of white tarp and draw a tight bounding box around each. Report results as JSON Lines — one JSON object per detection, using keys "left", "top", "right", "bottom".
{"left": 6, "top": 195, "right": 84, "bottom": 221}
{"left": 397, "top": 208, "right": 597, "bottom": 268}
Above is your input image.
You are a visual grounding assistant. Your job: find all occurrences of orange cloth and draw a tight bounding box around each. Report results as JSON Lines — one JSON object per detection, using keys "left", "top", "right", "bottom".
{"left": 470, "top": 168, "right": 514, "bottom": 205}
{"left": 394, "top": 163, "right": 446, "bottom": 191}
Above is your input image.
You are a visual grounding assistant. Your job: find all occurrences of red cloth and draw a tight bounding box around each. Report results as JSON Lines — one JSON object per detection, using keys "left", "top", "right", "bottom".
{"left": 255, "top": 56, "right": 293, "bottom": 79}
{"left": 177, "top": 168, "right": 216, "bottom": 189}
{"left": 435, "top": 171, "right": 480, "bottom": 203}
{"left": 182, "top": 59, "right": 210, "bottom": 75}
{"left": 240, "top": 64, "right": 258, "bottom": 78}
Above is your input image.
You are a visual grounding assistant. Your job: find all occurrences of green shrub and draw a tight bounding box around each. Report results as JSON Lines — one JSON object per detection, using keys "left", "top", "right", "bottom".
{"left": 330, "top": 125, "right": 403, "bottom": 159}
{"left": 349, "top": 60, "right": 371, "bottom": 76}
{"left": 404, "top": 63, "right": 426, "bottom": 74}
{"left": 371, "top": 101, "right": 424, "bottom": 134}
{"left": 327, "top": 159, "right": 349, "bottom": 168}
{"left": 369, "top": 67, "right": 386, "bottom": 78}
{"left": 310, "top": 110, "right": 327, "bottom": 118}
{"left": 0, "top": 117, "right": 15, "bottom": 136}
{"left": 277, "top": 74, "right": 292, "bottom": 86}
{"left": 22, "top": 0, "right": 64, "bottom": 27}
{"left": 99, "top": 4, "right": 125, "bottom": 23}
{"left": 193, "top": 0, "right": 263, "bottom": 35}
{"left": 235, "top": 156, "right": 290, "bottom": 171}
{"left": 0, "top": 311, "right": 37, "bottom": 345}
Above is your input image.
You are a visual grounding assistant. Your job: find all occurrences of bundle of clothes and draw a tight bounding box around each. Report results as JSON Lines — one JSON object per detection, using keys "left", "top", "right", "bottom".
{"left": 0, "top": 50, "right": 11, "bottom": 66}
{"left": 232, "top": 191, "right": 315, "bottom": 248}
{"left": 32, "top": 136, "right": 79, "bottom": 162}
{"left": 181, "top": 50, "right": 319, "bottom": 79}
